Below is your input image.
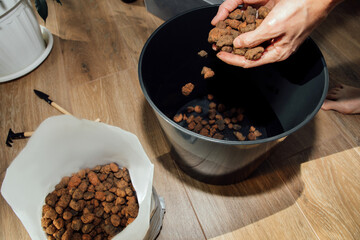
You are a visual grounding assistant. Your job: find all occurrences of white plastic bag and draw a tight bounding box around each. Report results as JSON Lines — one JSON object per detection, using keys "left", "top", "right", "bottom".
{"left": 1, "top": 115, "right": 154, "bottom": 240}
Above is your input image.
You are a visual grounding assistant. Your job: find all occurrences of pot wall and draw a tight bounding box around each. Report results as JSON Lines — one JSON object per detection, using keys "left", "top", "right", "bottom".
{"left": 0, "top": 0, "right": 45, "bottom": 77}
{"left": 155, "top": 111, "right": 285, "bottom": 184}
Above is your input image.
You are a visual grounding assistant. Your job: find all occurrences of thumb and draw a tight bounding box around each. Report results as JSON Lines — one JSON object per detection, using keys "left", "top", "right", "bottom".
{"left": 233, "top": 25, "right": 276, "bottom": 48}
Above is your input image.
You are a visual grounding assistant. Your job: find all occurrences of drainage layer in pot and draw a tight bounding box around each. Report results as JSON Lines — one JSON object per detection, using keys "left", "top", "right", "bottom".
{"left": 139, "top": 6, "right": 328, "bottom": 185}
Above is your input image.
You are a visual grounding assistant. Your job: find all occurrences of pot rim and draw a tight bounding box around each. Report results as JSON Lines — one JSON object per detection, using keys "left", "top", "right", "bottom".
{"left": 138, "top": 5, "right": 329, "bottom": 146}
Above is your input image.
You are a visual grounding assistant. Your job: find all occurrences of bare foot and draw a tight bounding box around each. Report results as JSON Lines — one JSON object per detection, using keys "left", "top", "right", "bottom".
{"left": 321, "top": 83, "right": 360, "bottom": 114}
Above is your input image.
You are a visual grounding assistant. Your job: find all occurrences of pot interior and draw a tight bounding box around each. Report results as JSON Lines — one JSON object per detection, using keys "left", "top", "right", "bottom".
{"left": 139, "top": 6, "right": 328, "bottom": 142}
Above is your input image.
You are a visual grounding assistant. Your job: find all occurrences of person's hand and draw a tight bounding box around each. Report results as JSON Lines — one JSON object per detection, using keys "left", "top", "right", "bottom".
{"left": 211, "top": 0, "right": 341, "bottom": 68}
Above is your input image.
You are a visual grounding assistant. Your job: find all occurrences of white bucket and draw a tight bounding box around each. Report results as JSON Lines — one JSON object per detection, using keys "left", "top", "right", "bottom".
{"left": 0, "top": 0, "right": 50, "bottom": 81}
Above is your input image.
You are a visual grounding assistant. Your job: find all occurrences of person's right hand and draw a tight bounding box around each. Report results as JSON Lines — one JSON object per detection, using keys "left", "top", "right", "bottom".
{"left": 211, "top": 0, "right": 341, "bottom": 68}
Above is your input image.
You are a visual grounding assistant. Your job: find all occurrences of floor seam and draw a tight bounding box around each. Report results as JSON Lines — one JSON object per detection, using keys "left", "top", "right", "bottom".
{"left": 266, "top": 159, "right": 321, "bottom": 240}
{"left": 173, "top": 162, "right": 208, "bottom": 240}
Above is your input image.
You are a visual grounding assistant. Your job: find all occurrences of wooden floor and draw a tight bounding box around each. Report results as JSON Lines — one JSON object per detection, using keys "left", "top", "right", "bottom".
{"left": 1, "top": 0, "right": 360, "bottom": 239}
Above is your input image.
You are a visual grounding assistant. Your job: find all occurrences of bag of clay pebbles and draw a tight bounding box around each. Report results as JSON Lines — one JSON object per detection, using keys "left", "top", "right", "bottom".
{"left": 1, "top": 115, "right": 158, "bottom": 240}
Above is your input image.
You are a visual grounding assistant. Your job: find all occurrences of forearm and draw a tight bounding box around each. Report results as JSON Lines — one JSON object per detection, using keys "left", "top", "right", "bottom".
{"left": 301, "top": 0, "right": 345, "bottom": 34}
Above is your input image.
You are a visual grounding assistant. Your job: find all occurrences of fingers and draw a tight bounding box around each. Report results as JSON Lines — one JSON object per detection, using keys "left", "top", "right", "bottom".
{"left": 244, "top": 0, "right": 271, "bottom": 5}
{"left": 216, "top": 51, "right": 274, "bottom": 68}
{"left": 216, "top": 42, "right": 290, "bottom": 68}
{"left": 211, "top": 0, "right": 244, "bottom": 25}
{"left": 211, "top": 0, "right": 272, "bottom": 25}
{"left": 216, "top": 52, "right": 249, "bottom": 67}
{"left": 212, "top": 44, "right": 217, "bottom": 51}
{"left": 233, "top": 23, "right": 279, "bottom": 49}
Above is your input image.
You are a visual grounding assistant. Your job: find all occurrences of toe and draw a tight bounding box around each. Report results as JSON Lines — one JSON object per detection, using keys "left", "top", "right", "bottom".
{"left": 321, "top": 99, "right": 332, "bottom": 110}
{"left": 321, "top": 99, "right": 340, "bottom": 111}
{"left": 326, "top": 93, "right": 338, "bottom": 100}
{"left": 334, "top": 83, "right": 344, "bottom": 89}
{"left": 328, "top": 89, "right": 339, "bottom": 94}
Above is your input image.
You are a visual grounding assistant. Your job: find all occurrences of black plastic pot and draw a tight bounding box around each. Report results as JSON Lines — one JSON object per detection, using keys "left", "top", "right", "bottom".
{"left": 139, "top": 6, "right": 328, "bottom": 185}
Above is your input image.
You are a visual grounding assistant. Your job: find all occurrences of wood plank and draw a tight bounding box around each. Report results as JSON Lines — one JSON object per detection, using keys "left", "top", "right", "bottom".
{"left": 153, "top": 154, "right": 206, "bottom": 240}
{"left": 209, "top": 206, "right": 318, "bottom": 240}
{"left": 176, "top": 160, "right": 317, "bottom": 239}
{"left": 311, "top": 29, "right": 360, "bottom": 87}
{"left": 269, "top": 109, "right": 349, "bottom": 163}
{"left": 314, "top": 0, "right": 360, "bottom": 59}
{"left": 328, "top": 113, "right": 360, "bottom": 146}
{"left": 311, "top": 0, "right": 360, "bottom": 87}
{"left": 269, "top": 133, "right": 360, "bottom": 239}
{"left": 68, "top": 68, "right": 171, "bottom": 159}
{"left": 299, "top": 147, "right": 360, "bottom": 239}
{"left": 55, "top": 0, "right": 162, "bottom": 86}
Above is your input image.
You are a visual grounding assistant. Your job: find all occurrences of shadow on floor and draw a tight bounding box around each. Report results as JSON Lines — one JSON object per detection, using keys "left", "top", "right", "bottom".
{"left": 141, "top": 91, "right": 360, "bottom": 235}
